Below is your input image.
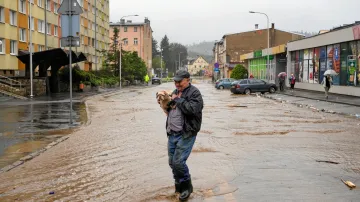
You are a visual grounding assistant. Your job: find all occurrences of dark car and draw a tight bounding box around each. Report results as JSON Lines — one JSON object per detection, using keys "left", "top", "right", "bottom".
{"left": 215, "top": 78, "right": 236, "bottom": 89}
{"left": 230, "top": 79, "right": 277, "bottom": 94}
{"left": 152, "top": 77, "right": 161, "bottom": 85}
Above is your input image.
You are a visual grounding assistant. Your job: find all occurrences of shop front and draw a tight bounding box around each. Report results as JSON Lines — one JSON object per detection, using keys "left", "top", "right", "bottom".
{"left": 287, "top": 23, "right": 360, "bottom": 96}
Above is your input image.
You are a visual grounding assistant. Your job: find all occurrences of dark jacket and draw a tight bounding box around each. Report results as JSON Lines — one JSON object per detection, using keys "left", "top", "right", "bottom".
{"left": 166, "top": 84, "right": 204, "bottom": 138}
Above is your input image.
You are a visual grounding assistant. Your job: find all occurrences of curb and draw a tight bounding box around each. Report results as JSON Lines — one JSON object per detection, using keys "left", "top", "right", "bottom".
{"left": 0, "top": 136, "right": 70, "bottom": 174}
{"left": 261, "top": 94, "right": 359, "bottom": 118}
{"left": 278, "top": 92, "right": 360, "bottom": 107}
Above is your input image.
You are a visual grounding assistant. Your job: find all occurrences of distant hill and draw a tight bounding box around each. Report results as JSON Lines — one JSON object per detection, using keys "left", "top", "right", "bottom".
{"left": 186, "top": 41, "right": 215, "bottom": 63}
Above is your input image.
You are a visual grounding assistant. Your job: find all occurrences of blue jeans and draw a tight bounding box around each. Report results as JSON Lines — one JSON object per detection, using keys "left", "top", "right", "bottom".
{"left": 168, "top": 132, "right": 196, "bottom": 183}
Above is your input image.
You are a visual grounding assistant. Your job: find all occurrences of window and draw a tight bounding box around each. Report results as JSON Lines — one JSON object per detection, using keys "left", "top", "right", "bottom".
{"left": 92, "top": 23, "right": 95, "bottom": 31}
{"left": 92, "top": 38, "right": 95, "bottom": 47}
{"left": 46, "top": 23, "right": 51, "bottom": 35}
{"left": 124, "top": 27, "right": 127, "bottom": 32}
{"left": 133, "top": 38, "right": 138, "bottom": 45}
{"left": 46, "top": 0, "right": 51, "bottom": 11}
{"left": 54, "top": 25, "right": 58, "bottom": 36}
{"left": 28, "top": 17, "right": 34, "bottom": 30}
{"left": 0, "top": 7, "right": 4, "bottom": 23}
{"left": 38, "top": 0, "right": 43, "bottom": 7}
{"left": 10, "top": 10, "right": 17, "bottom": 26}
{"left": 19, "top": 28, "right": 26, "bottom": 42}
{"left": 38, "top": 20, "right": 45, "bottom": 33}
{"left": 10, "top": 40, "right": 17, "bottom": 55}
{"left": 19, "top": 0, "right": 26, "bottom": 14}
{"left": 240, "top": 80, "right": 248, "bottom": 84}
{"left": 38, "top": 45, "right": 44, "bottom": 51}
{"left": 123, "top": 38, "right": 128, "bottom": 45}
{"left": 0, "top": 39, "right": 4, "bottom": 54}
{"left": 54, "top": 3, "right": 58, "bottom": 14}
{"left": 134, "top": 27, "right": 137, "bottom": 32}
{"left": 92, "top": 5, "right": 95, "bottom": 14}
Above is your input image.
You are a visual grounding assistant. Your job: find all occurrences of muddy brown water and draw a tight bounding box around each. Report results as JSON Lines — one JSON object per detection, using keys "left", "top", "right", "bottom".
{"left": 0, "top": 81, "right": 360, "bottom": 201}
{"left": 0, "top": 102, "right": 87, "bottom": 169}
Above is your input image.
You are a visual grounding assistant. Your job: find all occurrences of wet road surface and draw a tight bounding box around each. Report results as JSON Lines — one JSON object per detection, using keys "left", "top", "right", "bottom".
{"left": 0, "top": 80, "right": 360, "bottom": 201}
{"left": 0, "top": 102, "right": 87, "bottom": 169}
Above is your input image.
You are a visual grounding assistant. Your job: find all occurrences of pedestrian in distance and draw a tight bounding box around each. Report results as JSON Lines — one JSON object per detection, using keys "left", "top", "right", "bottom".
{"left": 289, "top": 74, "right": 296, "bottom": 92}
{"left": 321, "top": 74, "right": 332, "bottom": 99}
{"left": 279, "top": 75, "right": 285, "bottom": 91}
{"left": 163, "top": 70, "right": 204, "bottom": 201}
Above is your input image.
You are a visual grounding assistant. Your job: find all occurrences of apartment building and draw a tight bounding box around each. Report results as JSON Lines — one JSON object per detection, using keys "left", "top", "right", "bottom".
{"left": 109, "top": 18, "right": 153, "bottom": 74}
{"left": 0, "top": 0, "right": 110, "bottom": 77}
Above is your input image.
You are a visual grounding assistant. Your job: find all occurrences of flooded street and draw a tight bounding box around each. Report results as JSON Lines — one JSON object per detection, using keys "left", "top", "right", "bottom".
{"left": 0, "top": 80, "right": 360, "bottom": 201}
{"left": 0, "top": 102, "right": 87, "bottom": 169}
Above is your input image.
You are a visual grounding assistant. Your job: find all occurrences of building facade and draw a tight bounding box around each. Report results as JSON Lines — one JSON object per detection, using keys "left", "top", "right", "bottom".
{"left": 240, "top": 44, "right": 287, "bottom": 84}
{"left": 0, "top": 0, "right": 110, "bottom": 77}
{"left": 213, "top": 24, "right": 304, "bottom": 78}
{"left": 287, "top": 22, "right": 360, "bottom": 96}
{"left": 109, "top": 18, "right": 153, "bottom": 75}
{"left": 187, "top": 56, "right": 209, "bottom": 76}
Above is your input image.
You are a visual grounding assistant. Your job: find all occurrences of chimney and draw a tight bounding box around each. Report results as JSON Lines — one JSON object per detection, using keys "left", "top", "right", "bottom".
{"left": 120, "top": 19, "right": 125, "bottom": 24}
{"left": 255, "top": 24, "right": 258, "bottom": 30}
{"left": 271, "top": 23, "right": 275, "bottom": 29}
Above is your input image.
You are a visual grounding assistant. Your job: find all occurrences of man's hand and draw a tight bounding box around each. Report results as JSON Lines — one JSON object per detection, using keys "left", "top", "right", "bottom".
{"left": 171, "top": 93, "right": 177, "bottom": 100}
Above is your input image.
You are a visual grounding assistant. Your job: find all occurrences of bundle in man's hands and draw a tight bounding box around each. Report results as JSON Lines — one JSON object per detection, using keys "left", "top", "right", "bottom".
{"left": 156, "top": 90, "right": 176, "bottom": 115}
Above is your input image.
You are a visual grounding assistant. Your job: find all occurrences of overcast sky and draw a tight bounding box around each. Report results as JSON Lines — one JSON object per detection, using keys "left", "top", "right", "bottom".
{"left": 110, "top": 0, "right": 360, "bottom": 45}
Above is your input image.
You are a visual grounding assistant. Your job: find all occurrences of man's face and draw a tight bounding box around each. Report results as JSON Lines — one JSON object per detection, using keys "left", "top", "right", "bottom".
{"left": 174, "top": 78, "right": 190, "bottom": 91}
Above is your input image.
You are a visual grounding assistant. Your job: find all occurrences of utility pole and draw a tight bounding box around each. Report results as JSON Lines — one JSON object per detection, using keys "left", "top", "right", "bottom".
{"left": 160, "top": 48, "right": 163, "bottom": 78}
{"left": 178, "top": 52, "right": 182, "bottom": 71}
{"left": 29, "top": 0, "right": 33, "bottom": 98}
{"left": 119, "top": 42, "right": 122, "bottom": 89}
{"left": 94, "top": 0, "right": 97, "bottom": 70}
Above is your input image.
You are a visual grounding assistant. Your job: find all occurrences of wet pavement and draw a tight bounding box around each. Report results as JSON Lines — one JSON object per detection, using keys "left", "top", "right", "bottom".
{"left": 0, "top": 102, "right": 87, "bottom": 169}
{"left": 0, "top": 80, "right": 360, "bottom": 201}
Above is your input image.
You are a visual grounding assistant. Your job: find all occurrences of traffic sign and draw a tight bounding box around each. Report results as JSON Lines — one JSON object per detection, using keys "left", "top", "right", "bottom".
{"left": 61, "top": 37, "right": 80, "bottom": 47}
{"left": 61, "top": 15, "right": 80, "bottom": 37}
{"left": 58, "top": 0, "right": 84, "bottom": 15}
{"left": 214, "top": 63, "right": 219, "bottom": 68}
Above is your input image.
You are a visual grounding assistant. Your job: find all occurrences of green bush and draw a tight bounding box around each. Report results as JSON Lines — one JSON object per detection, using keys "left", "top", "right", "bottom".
{"left": 230, "top": 65, "right": 248, "bottom": 80}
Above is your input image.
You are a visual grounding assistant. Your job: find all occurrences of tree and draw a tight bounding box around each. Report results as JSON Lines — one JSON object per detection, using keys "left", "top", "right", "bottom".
{"left": 98, "top": 27, "right": 120, "bottom": 73}
{"left": 121, "top": 51, "right": 148, "bottom": 82}
{"left": 169, "top": 43, "right": 188, "bottom": 73}
{"left": 230, "top": 65, "right": 248, "bottom": 80}
{"left": 152, "top": 37, "right": 159, "bottom": 57}
{"left": 152, "top": 56, "right": 166, "bottom": 76}
{"left": 160, "top": 35, "right": 170, "bottom": 72}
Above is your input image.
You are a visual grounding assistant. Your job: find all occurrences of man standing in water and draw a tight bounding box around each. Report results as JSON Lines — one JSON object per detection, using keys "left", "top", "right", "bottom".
{"left": 166, "top": 70, "right": 203, "bottom": 201}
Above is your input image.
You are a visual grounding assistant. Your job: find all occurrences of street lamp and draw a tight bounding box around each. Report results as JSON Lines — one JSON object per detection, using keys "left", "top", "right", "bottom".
{"left": 118, "top": 38, "right": 127, "bottom": 89}
{"left": 249, "top": 11, "right": 270, "bottom": 81}
{"left": 160, "top": 48, "right": 163, "bottom": 78}
{"left": 178, "top": 52, "right": 182, "bottom": 71}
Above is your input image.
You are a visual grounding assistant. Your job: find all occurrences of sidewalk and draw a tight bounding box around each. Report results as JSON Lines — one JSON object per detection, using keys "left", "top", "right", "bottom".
{"left": 279, "top": 88, "right": 360, "bottom": 107}
{"left": 263, "top": 91, "right": 360, "bottom": 118}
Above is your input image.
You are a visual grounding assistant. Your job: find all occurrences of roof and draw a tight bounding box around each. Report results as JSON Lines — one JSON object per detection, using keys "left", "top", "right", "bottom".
{"left": 222, "top": 28, "right": 305, "bottom": 39}
{"left": 288, "top": 21, "right": 360, "bottom": 43}
{"left": 110, "top": 22, "right": 146, "bottom": 26}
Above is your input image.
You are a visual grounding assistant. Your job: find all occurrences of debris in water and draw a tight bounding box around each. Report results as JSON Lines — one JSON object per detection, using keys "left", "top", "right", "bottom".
{"left": 316, "top": 160, "right": 339, "bottom": 164}
{"left": 227, "top": 104, "right": 248, "bottom": 108}
{"left": 341, "top": 179, "right": 356, "bottom": 189}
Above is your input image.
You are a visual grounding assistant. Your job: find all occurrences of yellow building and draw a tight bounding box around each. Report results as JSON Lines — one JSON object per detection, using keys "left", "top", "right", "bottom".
{"left": 187, "top": 56, "right": 209, "bottom": 76}
{"left": 0, "top": 0, "right": 110, "bottom": 77}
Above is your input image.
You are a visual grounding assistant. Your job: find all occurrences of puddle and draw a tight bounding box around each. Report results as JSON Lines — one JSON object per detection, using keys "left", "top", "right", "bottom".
{"left": 0, "top": 102, "right": 87, "bottom": 169}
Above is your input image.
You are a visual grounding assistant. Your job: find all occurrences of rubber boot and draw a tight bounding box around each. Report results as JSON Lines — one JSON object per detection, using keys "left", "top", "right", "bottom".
{"left": 175, "top": 180, "right": 181, "bottom": 193}
{"left": 179, "top": 179, "right": 193, "bottom": 201}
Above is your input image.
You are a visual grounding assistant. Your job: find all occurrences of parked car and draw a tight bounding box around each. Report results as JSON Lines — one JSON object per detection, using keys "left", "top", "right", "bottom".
{"left": 215, "top": 78, "right": 236, "bottom": 89}
{"left": 230, "top": 79, "right": 277, "bottom": 94}
{"left": 152, "top": 77, "right": 161, "bottom": 85}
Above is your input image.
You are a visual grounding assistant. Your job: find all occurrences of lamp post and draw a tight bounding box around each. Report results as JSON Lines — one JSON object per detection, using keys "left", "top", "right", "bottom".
{"left": 29, "top": 1, "right": 33, "bottom": 98}
{"left": 118, "top": 38, "right": 127, "bottom": 89}
{"left": 249, "top": 11, "right": 270, "bottom": 81}
{"left": 118, "top": 14, "right": 138, "bottom": 89}
{"left": 178, "top": 52, "right": 182, "bottom": 71}
{"left": 160, "top": 48, "right": 163, "bottom": 78}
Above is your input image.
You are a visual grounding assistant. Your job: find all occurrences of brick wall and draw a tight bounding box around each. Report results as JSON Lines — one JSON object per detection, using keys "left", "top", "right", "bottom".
{"left": 225, "top": 29, "right": 304, "bottom": 63}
